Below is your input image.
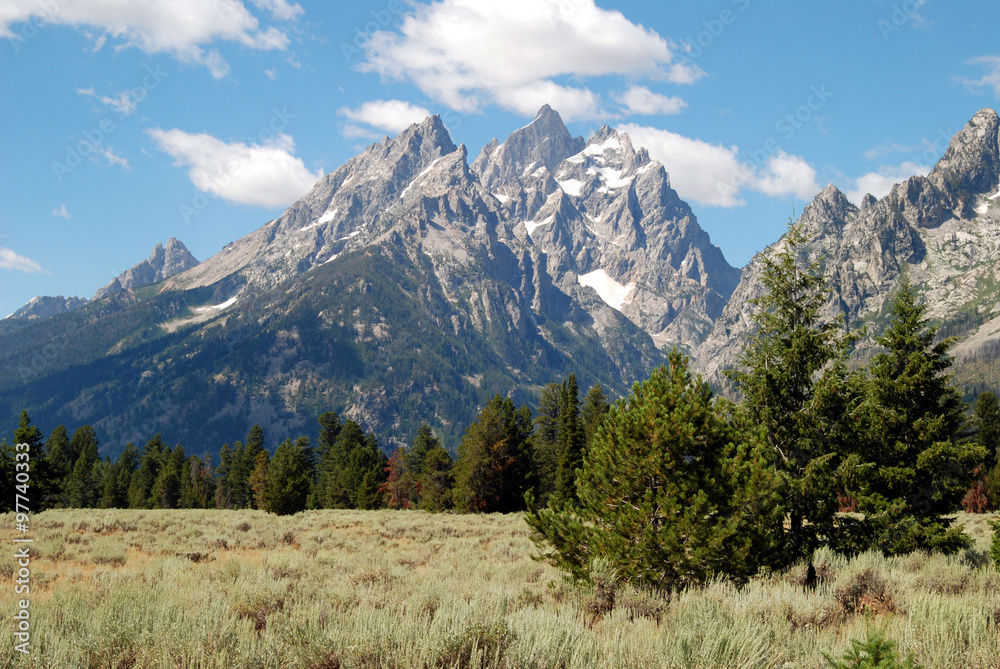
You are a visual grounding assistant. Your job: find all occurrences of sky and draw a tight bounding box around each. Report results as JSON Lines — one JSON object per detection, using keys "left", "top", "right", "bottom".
{"left": 2, "top": 0, "right": 1000, "bottom": 317}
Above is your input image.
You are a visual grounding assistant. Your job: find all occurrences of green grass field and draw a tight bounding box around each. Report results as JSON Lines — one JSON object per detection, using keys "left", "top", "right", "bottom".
{"left": 1, "top": 509, "right": 997, "bottom": 668}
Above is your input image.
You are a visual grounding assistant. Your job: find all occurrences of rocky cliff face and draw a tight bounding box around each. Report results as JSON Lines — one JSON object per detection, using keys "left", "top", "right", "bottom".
{"left": 94, "top": 238, "right": 199, "bottom": 300}
{"left": 696, "top": 108, "right": 1000, "bottom": 388}
{"left": 6, "top": 295, "right": 88, "bottom": 320}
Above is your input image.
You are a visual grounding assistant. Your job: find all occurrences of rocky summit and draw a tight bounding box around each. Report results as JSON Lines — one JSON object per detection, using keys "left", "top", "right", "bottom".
{"left": 1, "top": 106, "right": 999, "bottom": 455}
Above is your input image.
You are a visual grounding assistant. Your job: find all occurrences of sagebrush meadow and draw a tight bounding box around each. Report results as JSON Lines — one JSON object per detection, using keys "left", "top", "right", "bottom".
{"left": 1, "top": 509, "right": 997, "bottom": 668}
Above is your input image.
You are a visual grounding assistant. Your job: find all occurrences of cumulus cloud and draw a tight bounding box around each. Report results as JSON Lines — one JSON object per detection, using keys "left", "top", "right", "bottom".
{"left": 616, "top": 86, "right": 686, "bottom": 116}
{"left": 147, "top": 128, "right": 322, "bottom": 208}
{"left": 95, "top": 146, "right": 129, "bottom": 170}
{"left": 959, "top": 55, "right": 1000, "bottom": 98}
{"left": 0, "top": 0, "right": 296, "bottom": 78}
{"left": 51, "top": 204, "right": 72, "bottom": 219}
{"left": 360, "top": 0, "right": 687, "bottom": 120}
{"left": 845, "top": 161, "right": 929, "bottom": 205}
{"left": 620, "top": 124, "right": 820, "bottom": 207}
{"left": 339, "top": 99, "right": 432, "bottom": 137}
{"left": 0, "top": 247, "right": 42, "bottom": 273}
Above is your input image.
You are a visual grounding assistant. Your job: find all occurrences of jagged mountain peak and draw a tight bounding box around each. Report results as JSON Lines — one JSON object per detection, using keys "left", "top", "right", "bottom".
{"left": 471, "top": 105, "right": 585, "bottom": 190}
{"left": 6, "top": 295, "right": 88, "bottom": 320}
{"left": 929, "top": 107, "right": 1000, "bottom": 198}
{"left": 94, "top": 238, "right": 199, "bottom": 300}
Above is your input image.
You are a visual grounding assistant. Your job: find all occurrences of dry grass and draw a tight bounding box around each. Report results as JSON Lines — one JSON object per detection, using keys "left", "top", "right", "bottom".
{"left": 0, "top": 509, "right": 996, "bottom": 668}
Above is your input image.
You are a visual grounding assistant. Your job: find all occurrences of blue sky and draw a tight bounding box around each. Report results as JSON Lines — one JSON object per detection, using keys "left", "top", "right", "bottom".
{"left": 2, "top": 0, "right": 999, "bottom": 317}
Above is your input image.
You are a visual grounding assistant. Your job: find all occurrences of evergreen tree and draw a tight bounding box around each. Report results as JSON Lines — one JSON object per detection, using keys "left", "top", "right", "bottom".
{"left": 418, "top": 444, "right": 454, "bottom": 512}
{"left": 453, "top": 395, "right": 535, "bottom": 513}
{"left": 729, "top": 223, "right": 855, "bottom": 563}
{"left": 43, "top": 425, "right": 71, "bottom": 507}
{"left": 406, "top": 424, "right": 438, "bottom": 476}
{"left": 0, "top": 440, "right": 15, "bottom": 513}
{"left": 262, "top": 438, "right": 311, "bottom": 515}
{"left": 231, "top": 425, "right": 266, "bottom": 508}
{"left": 580, "top": 383, "right": 611, "bottom": 448}
{"left": 150, "top": 445, "right": 185, "bottom": 509}
{"left": 526, "top": 351, "right": 784, "bottom": 590}
{"left": 318, "top": 420, "right": 386, "bottom": 509}
{"left": 531, "top": 383, "right": 563, "bottom": 507}
{"left": 65, "top": 426, "right": 101, "bottom": 508}
{"left": 316, "top": 412, "right": 342, "bottom": 466}
{"left": 215, "top": 443, "right": 235, "bottom": 509}
{"left": 845, "top": 277, "right": 982, "bottom": 553}
{"left": 129, "top": 434, "right": 166, "bottom": 508}
{"left": 99, "top": 443, "right": 138, "bottom": 508}
{"left": 248, "top": 450, "right": 271, "bottom": 510}
{"left": 973, "top": 391, "right": 1000, "bottom": 468}
{"left": 13, "top": 411, "right": 54, "bottom": 509}
{"left": 552, "top": 374, "right": 585, "bottom": 507}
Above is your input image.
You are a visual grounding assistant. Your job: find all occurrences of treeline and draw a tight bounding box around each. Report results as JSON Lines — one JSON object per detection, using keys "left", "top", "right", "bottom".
{"left": 0, "top": 376, "right": 611, "bottom": 517}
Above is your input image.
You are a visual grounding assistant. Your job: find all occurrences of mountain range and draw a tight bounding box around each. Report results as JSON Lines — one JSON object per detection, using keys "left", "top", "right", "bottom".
{"left": 2, "top": 106, "right": 998, "bottom": 456}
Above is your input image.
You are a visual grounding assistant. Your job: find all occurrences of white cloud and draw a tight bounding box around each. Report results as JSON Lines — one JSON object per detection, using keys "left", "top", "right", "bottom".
{"left": 264, "top": 68, "right": 277, "bottom": 80}
{"left": 0, "top": 0, "right": 296, "bottom": 78}
{"left": 845, "top": 161, "right": 929, "bottom": 204}
{"left": 339, "top": 99, "right": 432, "bottom": 135}
{"left": 620, "top": 124, "right": 820, "bottom": 207}
{"left": 617, "top": 86, "right": 686, "bottom": 116}
{"left": 361, "top": 0, "right": 687, "bottom": 120}
{"left": 77, "top": 87, "right": 139, "bottom": 116}
{"left": 753, "top": 151, "right": 821, "bottom": 201}
{"left": 960, "top": 55, "right": 1000, "bottom": 98}
{"left": 147, "top": 128, "right": 323, "bottom": 208}
{"left": 95, "top": 145, "right": 129, "bottom": 170}
{"left": 51, "top": 204, "right": 72, "bottom": 219}
{"left": 249, "top": 0, "right": 303, "bottom": 21}
{"left": 0, "top": 247, "right": 42, "bottom": 273}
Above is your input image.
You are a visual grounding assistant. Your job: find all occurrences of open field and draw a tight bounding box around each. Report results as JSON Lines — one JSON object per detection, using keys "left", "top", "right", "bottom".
{"left": 1, "top": 510, "right": 998, "bottom": 668}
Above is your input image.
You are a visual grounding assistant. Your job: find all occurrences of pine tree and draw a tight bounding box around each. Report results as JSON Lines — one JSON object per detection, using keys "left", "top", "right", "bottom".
{"left": 230, "top": 425, "right": 266, "bottom": 508}
{"left": 99, "top": 443, "right": 138, "bottom": 508}
{"left": 262, "top": 438, "right": 311, "bottom": 515}
{"left": 129, "top": 434, "right": 166, "bottom": 508}
{"left": 526, "top": 351, "right": 784, "bottom": 590}
{"left": 453, "top": 395, "right": 535, "bottom": 513}
{"left": 215, "top": 443, "right": 235, "bottom": 509}
{"left": 846, "top": 276, "right": 982, "bottom": 553}
{"left": 552, "top": 375, "right": 585, "bottom": 507}
{"left": 380, "top": 447, "right": 419, "bottom": 509}
{"left": 43, "top": 425, "right": 71, "bottom": 507}
{"left": 580, "top": 383, "right": 611, "bottom": 448}
{"left": 0, "top": 440, "right": 15, "bottom": 513}
{"left": 973, "top": 391, "right": 1000, "bottom": 468}
{"left": 531, "top": 383, "right": 563, "bottom": 507}
{"left": 13, "top": 411, "right": 56, "bottom": 510}
{"left": 418, "top": 444, "right": 454, "bottom": 512}
{"left": 150, "top": 445, "right": 184, "bottom": 509}
{"left": 65, "top": 426, "right": 101, "bottom": 508}
{"left": 729, "top": 223, "right": 855, "bottom": 563}
{"left": 248, "top": 450, "right": 271, "bottom": 510}
{"left": 406, "top": 424, "right": 438, "bottom": 476}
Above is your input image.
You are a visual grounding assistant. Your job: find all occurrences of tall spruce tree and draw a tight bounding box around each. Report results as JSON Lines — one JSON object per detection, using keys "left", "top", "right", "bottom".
{"left": 552, "top": 375, "right": 585, "bottom": 507}
{"left": 262, "top": 437, "right": 312, "bottom": 515}
{"left": 65, "top": 426, "right": 101, "bottom": 508}
{"left": 129, "top": 434, "right": 166, "bottom": 508}
{"left": 973, "top": 391, "right": 1000, "bottom": 468}
{"left": 44, "top": 426, "right": 72, "bottom": 507}
{"left": 418, "top": 443, "right": 454, "bottom": 512}
{"left": 531, "top": 383, "right": 564, "bottom": 507}
{"left": 580, "top": 384, "right": 611, "bottom": 448}
{"left": 248, "top": 450, "right": 271, "bottom": 511}
{"left": 846, "top": 276, "right": 982, "bottom": 553}
{"left": 453, "top": 395, "right": 534, "bottom": 513}
{"left": 318, "top": 420, "right": 386, "bottom": 509}
{"left": 13, "top": 411, "right": 54, "bottom": 510}
{"left": 729, "top": 223, "right": 856, "bottom": 563}
{"left": 215, "top": 443, "right": 235, "bottom": 509}
{"left": 526, "top": 351, "right": 784, "bottom": 590}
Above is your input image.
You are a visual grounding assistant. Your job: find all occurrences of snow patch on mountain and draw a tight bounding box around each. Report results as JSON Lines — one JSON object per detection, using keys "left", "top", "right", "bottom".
{"left": 578, "top": 269, "right": 636, "bottom": 310}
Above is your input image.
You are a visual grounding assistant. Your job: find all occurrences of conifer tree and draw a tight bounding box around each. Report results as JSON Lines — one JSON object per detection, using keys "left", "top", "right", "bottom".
{"left": 846, "top": 276, "right": 982, "bottom": 553}
{"left": 973, "top": 391, "right": 1000, "bottom": 468}
{"left": 530, "top": 383, "right": 563, "bottom": 506}
{"left": 418, "top": 443, "right": 454, "bottom": 512}
{"left": 43, "top": 425, "right": 72, "bottom": 506}
{"left": 129, "top": 434, "right": 166, "bottom": 508}
{"left": 65, "top": 425, "right": 101, "bottom": 508}
{"left": 406, "top": 424, "right": 438, "bottom": 476}
{"left": 552, "top": 375, "right": 585, "bottom": 507}
{"left": 215, "top": 443, "right": 235, "bottom": 509}
{"left": 99, "top": 443, "right": 138, "bottom": 508}
{"left": 453, "top": 395, "right": 534, "bottom": 513}
{"left": 150, "top": 445, "right": 184, "bottom": 509}
{"left": 526, "top": 351, "right": 783, "bottom": 590}
{"left": 262, "top": 438, "right": 311, "bottom": 515}
{"left": 248, "top": 450, "right": 271, "bottom": 510}
{"left": 380, "top": 446, "right": 418, "bottom": 509}
{"left": 0, "top": 440, "right": 14, "bottom": 513}
{"left": 318, "top": 420, "right": 386, "bottom": 509}
{"left": 13, "top": 411, "right": 56, "bottom": 510}
{"left": 580, "top": 384, "right": 611, "bottom": 448}
{"left": 729, "top": 223, "right": 855, "bottom": 562}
